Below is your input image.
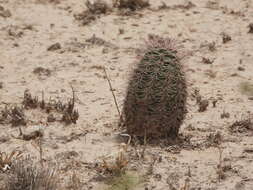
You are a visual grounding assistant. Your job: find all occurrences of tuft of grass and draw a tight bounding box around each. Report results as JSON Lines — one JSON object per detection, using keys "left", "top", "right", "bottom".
{"left": 5, "top": 157, "right": 58, "bottom": 190}
{"left": 106, "top": 172, "right": 141, "bottom": 190}
{"left": 239, "top": 82, "right": 253, "bottom": 97}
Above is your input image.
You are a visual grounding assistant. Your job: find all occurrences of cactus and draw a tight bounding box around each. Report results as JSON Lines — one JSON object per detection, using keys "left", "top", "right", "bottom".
{"left": 122, "top": 35, "right": 187, "bottom": 139}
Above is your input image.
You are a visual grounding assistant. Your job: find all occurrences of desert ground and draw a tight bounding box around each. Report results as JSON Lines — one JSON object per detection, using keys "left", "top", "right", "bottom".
{"left": 0, "top": 0, "right": 253, "bottom": 189}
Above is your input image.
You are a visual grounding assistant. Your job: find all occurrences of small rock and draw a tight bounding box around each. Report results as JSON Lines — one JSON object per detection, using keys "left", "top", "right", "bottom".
{"left": 243, "top": 148, "right": 253, "bottom": 153}
{"left": 33, "top": 67, "right": 51, "bottom": 77}
{"left": 248, "top": 23, "right": 253, "bottom": 33}
{"left": 237, "top": 66, "right": 245, "bottom": 71}
{"left": 230, "top": 73, "right": 238, "bottom": 77}
{"left": 47, "top": 42, "right": 61, "bottom": 51}
{"left": 198, "top": 99, "right": 209, "bottom": 112}
{"left": 119, "top": 28, "right": 124, "bottom": 34}
{"left": 0, "top": 82, "right": 3, "bottom": 89}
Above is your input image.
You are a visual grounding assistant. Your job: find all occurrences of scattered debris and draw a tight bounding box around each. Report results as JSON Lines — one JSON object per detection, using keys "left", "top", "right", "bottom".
{"left": 221, "top": 32, "right": 232, "bottom": 43}
{"left": 13, "top": 128, "right": 43, "bottom": 141}
{"left": 202, "top": 57, "right": 214, "bottom": 64}
{"left": 86, "top": 34, "right": 116, "bottom": 49}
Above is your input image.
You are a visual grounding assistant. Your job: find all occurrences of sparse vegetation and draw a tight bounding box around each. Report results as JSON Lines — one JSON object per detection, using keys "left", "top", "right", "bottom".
{"left": 113, "top": 0, "right": 150, "bottom": 11}
{"left": 1, "top": 0, "right": 253, "bottom": 189}
{"left": 74, "top": 0, "right": 110, "bottom": 25}
{"left": 0, "top": 150, "right": 22, "bottom": 172}
{"left": 5, "top": 157, "right": 58, "bottom": 190}
{"left": 229, "top": 114, "right": 253, "bottom": 134}
{"left": 0, "top": 106, "right": 26, "bottom": 127}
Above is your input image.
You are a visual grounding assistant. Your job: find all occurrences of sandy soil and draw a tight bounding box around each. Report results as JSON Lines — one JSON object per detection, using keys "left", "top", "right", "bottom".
{"left": 0, "top": 0, "right": 253, "bottom": 189}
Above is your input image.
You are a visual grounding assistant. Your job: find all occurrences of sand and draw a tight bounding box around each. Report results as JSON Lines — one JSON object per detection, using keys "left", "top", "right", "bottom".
{"left": 0, "top": 0, "right": 253, "bottom": 189}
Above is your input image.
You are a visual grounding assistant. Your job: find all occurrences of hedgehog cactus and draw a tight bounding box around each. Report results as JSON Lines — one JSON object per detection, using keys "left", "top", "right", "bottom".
{"left": 122, "top": 35, "right": 187, "bottom": 139}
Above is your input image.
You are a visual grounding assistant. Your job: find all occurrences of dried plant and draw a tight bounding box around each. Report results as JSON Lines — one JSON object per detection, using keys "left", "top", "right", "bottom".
{"left": 0, "top": 150, "right": 22, "bottom": 172}
{"left": 85, "top": 0, "right": 110, "bottom": 14}
{"left": 0, "top": 106, "right": 26, "bottom": 127}
{"left": 21, "top": 88, "right": 79, "bottom": 125}
{"left": 113, "top": 0, "right": 150, "bottom": 11}
{"left": 23, "top": 89, "right": 39, "bottom": 109}
{"left": 5, "top": 157, "right": 58, "bottom": 190}
{"left": 102, "top": 146, "right": 129, "bottom": 176}
{"left": 74, "top": 0, "right": 110, "bottom": 25}
{"left": 229, "top": 114, "right": 253, "bottom": 134}
{"left": 216, "top": 146, "right": 225, "bottom": 181}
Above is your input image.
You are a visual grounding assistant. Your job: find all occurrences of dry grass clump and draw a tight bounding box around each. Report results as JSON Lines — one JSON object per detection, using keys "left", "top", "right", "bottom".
{"left": 229, "top": 114, "right": 253, "bottom": 134}
{"left": 5, "top": 157, "right": 58, "bottom": 190}
{"left": 0, "top": 150, "right": 22, "bottom": 172}
{"left": 85, "top": 0, "right": 110, "bottom": 14}
{"left": 74, "top": 0, "right": 111, "bottom": 25}
{"left": 0, "top": 89, "right": 79, "bottom": 126}
{"left": 113, "top": 0, "right": 150, "bottom": 11}
{"left": 23, "top": 89, "right": 79, "bottom": 125}
{"left": 0, "top": 106, "right": 26, "bottom": 127}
